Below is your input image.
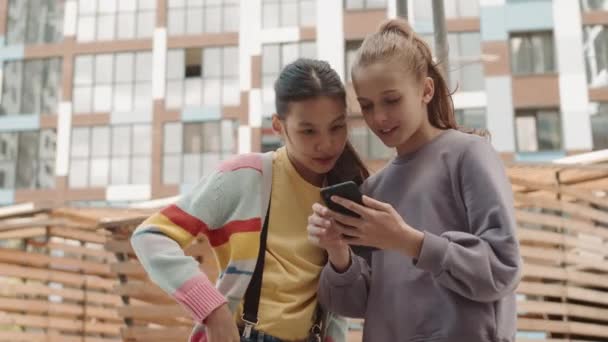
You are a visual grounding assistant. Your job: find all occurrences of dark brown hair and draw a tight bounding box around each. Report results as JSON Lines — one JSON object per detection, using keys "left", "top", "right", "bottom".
{"left": 274, "top": 58, "right": 370, "bottom": 185}
{"left": 352, "top": 19, "right": 488, "bottom": 137}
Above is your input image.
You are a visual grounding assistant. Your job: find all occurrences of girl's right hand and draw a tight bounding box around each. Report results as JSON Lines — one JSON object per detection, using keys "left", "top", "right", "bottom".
{"left": 205, "top": 304, "right": 240, "bottom": 342}
{"left": 308, "top": 203, "right": 351, "bottom": 272}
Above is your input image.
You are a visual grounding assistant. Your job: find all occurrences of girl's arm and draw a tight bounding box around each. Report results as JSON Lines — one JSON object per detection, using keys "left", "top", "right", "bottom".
{"left": 413, "top": 139, "right": 521, "bottom": 302}
{"left": 131, "top": 171, "right": 228, "bottom": 323}
{"left": 318, "top": 250, "right": 372, "bottom": 318}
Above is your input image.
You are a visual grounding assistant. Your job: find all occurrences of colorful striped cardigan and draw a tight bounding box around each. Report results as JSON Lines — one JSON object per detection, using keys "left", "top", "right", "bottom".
{"left": 131, "top": 152, "right": 348, "bottom": 342}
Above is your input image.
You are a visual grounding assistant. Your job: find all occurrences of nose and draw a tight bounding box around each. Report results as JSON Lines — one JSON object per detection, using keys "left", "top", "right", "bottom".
{"left": 372, "top": 108, "right": 390, "bottom": 127}
{"left": 315, "top": 134, "right": 333, "bottom": 153}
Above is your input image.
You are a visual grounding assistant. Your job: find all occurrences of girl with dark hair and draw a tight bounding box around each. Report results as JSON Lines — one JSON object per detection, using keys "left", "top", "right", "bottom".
{"left": 131, "top": 58, "right": 367, "bottom": 342}
{"left": 308, "top": 19, "right": 521, "bottom": 341}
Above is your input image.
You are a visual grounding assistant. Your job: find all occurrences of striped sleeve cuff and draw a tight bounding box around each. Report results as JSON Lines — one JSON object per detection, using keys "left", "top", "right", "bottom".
{"left": 173, "top": 273, "right": 227, "bottom": 323}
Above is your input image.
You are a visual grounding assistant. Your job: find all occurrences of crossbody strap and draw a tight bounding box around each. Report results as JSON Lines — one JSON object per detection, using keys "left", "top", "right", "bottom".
{"left": 241, "top": 200, "right": 271, "bottom": 338}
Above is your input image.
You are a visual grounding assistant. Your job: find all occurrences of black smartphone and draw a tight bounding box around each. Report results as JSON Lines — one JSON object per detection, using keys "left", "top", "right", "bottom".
{"left": 320, "top": 181, "right": 363, "bottom": 218}
{"left": 320, "top": 181, "right": 379, "bottom": 257}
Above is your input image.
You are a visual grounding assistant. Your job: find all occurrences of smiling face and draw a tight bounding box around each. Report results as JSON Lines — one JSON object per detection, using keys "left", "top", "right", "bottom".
{"left": 272, "top": 95, "right": 348, "bottom": 185}
{"left": 352, "top": 59, "right": 435, "bottom": 155}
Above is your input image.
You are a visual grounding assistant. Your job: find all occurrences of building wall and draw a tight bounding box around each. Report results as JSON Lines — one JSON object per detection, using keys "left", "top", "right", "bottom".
{"left": 0, "top": 0, "right": 607, "bottom": 206}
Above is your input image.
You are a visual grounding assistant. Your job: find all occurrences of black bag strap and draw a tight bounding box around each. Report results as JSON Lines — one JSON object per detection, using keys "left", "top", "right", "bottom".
{"left": 241, "top": 200, "right": 271, "bottom": 331}
{"left": 241, "top": 199, "right": 326, "bottom": 340}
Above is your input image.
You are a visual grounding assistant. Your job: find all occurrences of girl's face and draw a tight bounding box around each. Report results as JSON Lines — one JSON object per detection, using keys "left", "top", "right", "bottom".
{"left": 272, "top": 96, "right": 348, "bottom": 185}
{"left": 353, "top": 60, "right": 435, "bottom": 155}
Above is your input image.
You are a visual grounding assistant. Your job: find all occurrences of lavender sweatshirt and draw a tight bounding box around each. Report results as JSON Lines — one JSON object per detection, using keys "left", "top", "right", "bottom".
{"left": 319, "top": 129, "right": 521, "bottom": 342}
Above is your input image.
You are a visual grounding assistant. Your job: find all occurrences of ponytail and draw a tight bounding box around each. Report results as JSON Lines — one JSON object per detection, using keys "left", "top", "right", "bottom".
{"left": 354, "top": 18, "right": 489, "bottom": 138}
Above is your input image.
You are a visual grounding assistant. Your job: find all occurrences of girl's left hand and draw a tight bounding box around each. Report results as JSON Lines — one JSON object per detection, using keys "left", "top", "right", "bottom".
{"left": 322, "top": 195, "right": 425, "bottom": 258}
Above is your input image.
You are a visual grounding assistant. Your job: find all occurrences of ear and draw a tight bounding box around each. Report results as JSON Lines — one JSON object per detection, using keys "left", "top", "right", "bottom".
{"left": 422, "top": 77, "right": 435, "bottom": 105}
{"left": 271, "top": 114, "right": 283, "bottom": 136}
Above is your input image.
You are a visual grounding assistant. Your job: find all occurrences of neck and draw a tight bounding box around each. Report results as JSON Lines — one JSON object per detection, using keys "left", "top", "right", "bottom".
{"left": 285, "top": 150, "right": 325, "bottom": 187}
{"left": 396, "top": 119, "right": 444, "bottom": 156}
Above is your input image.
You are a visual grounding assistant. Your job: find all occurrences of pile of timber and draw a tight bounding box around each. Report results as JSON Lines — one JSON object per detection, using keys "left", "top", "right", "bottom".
{"left": 0, "top": 203, "right": 150, "bottom": 342}
{"left": 509, "top": 163, "right": 608, "bottom": 341}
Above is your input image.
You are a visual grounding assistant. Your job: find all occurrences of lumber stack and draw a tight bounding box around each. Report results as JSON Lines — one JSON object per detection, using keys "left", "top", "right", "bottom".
{"left": 509, "top": 164, "right": 608, "bottom": 341}
{"left": 0, "top": 203, "right": 145, "bottom": 342}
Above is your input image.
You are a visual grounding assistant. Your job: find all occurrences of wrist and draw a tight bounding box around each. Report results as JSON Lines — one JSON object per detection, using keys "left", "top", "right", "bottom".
{"left": 398, "top": 224, "right": 424, "bottom": 258}
{"left": 204, "top": 303, "right": 227, "bottom": 324}
{"left": 328, "top": 246, "right": 351, "bottom": 273}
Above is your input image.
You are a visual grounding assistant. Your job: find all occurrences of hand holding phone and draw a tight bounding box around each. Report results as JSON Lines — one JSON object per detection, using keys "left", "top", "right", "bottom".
{"left": 320, "top": 181, "right": 363, "bottom": 218}
{"left": 320, "top": 181, "right": 379, "bottom": 257}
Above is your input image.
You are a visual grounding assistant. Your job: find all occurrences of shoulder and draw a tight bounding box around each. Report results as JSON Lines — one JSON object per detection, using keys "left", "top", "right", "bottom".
{"left": 448, "top": 131, "right": 507, "bottom": 185}
{"left": 452, "top": 131, "right": 500, "bottom": 166}
{"left": 183, "top": 153, "right": 266, "bottom": 202}
{"left": 428, "top": 129, "right": 498, "bottom": 167}
{"left": 443, "top": 129, "right": 493, "bottom": 156}
{"left": 218, "top": 153, "right": 265, "bottom": 173}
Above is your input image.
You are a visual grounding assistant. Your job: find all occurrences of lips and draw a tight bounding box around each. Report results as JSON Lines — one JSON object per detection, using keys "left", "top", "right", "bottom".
{"left": 378, "top": 125, "right": 399, "bottom": 137}
{"left": 313, "top": 156, "right": 338, "bottom": 165}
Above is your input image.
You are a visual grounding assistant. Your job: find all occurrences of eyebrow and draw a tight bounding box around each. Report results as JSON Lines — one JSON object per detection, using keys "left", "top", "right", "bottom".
{"left": 357, "top": 89, "right": 400, "bottom": 101}
{"left": 298, "top": 114, "right": 347, "bottom": 127}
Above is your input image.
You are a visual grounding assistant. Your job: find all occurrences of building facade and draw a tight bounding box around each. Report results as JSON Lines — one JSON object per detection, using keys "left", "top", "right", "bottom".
{"left": 0, "top": 0, "right": 607, "bottom": 207}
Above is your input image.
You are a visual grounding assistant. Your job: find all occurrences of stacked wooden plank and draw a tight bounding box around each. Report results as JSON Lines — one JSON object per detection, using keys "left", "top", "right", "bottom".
{"left": 510, "top": 164, "right": 608, "bottom": 341}
{"left": 0, "top": 204, "right": 146, "bottom": 342}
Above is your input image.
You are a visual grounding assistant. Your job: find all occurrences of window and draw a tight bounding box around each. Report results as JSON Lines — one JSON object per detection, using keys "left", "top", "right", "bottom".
{"left": 162, "top": 121, "right": 237, "bottom": 184}
{"left": 166, "top": 47, "right": 239, "bottom": 109}
{"left": 510, "top": 32, "right": 556, "bottom": 75}
{"left": 515, "top": 109, "right": 562, "bottom": 152}
{"left": 6, "top": 0, "right": 63, "bottom": 45}
{"left": 414, "top": 0, "right": 479, "bottom": 21}
{"left": 73, "top": 52, "right": 152, "bottom": 113}
{"left": 0, "top": 58, "right": 62, "bottom": 116}
{"left": 261, "top": 117, "right": 282, "bottom": 152}
{"left": 591, "top": 102, "right": 608, "bottom": 150}
{"left": 345, "top": 41, "right": 363, "bottom": 82}
{"left": 69, "top": 124, "right": 151, "bottom": 188}
{"left": 454, "top": 108, "right": 487, "bottom": 129}
{"left": 580, "top": 0, "right": 608, "bottom": 11}
{"left": 448, "top": 33, "right": 484, "bottom": 91}
{"left": 421, "top": 33, "right": 484, "bottom": 91}
{"left": 262, "top": 0, "right": 315, "bottom": 28}
{"left": 455, "top": 108, "right": 486, "bottom": 129}
{"left": 76, "top": 0, "right": 155, "bottom": 42}
{"left": 345, "top": 0, "right": 386, "bottom": 10}
{"left": 444, "top": 0, "right": 479, "bottom": 17}
{"left": 168, "top": 0, "right": 239, "bottom": 35}
{"left": 0, "top": 130, "right": 56, "bottom": 189}
{"left": 349, "top": 126, "right": 394, "bottom": 160}
{"left": 262, "top": 42, "right": 316, "bottom": 107}
{"left": 583, "top": 25, "right": 608, "bottom": 87}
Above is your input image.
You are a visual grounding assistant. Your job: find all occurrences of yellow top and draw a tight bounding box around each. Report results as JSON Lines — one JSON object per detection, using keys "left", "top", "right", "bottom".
{"left": 237, "top": 147, "right": 326, "bottom": 341}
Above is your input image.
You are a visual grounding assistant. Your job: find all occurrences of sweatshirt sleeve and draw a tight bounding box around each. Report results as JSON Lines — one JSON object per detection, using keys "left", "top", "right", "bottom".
{"left": 414, "top": 139, "right": 521, "bottom": 303}
{"left": 131, "top": 170, "right": 228, "bottom": 323}
{"left": 318, "top": 251, "right": 372, "bottom": 318}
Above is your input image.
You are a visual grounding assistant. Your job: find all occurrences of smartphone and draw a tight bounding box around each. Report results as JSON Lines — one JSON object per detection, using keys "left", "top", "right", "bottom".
{"left": 320, "top": 181, "right": 363, "bottom": 218}
{"left": 320, "top": 181, "right": 379, "bottom": 257}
